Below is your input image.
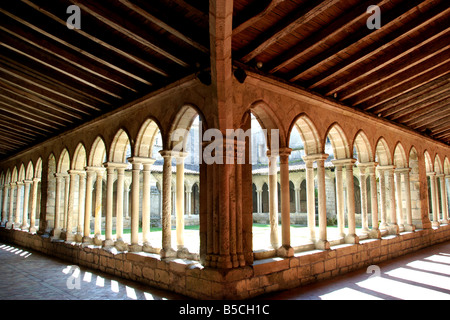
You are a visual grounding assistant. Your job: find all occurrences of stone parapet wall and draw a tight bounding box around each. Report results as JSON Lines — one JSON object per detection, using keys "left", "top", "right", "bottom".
{"left": 2, "top": 225, "right": 450, "bottom": 299}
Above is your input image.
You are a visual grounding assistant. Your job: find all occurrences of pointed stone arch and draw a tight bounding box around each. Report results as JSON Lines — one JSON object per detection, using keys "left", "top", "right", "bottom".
{"left": 444, "top": 157, "right": 450, "bottom": 175}
{"left": 18, "top": 164, "right": 25, "bottom": 182}
{"left": 58, "top": 149, "right": 70, "bottom": 173}
{"left": 250, "top": 100, "right": 287, "bottom": 150}
{"left": 289, "top": 114, "right": 322, "bottom": 155}
{"left": 35, "top": 157, "right": 43, "bottom": 179}
{"left": 25, "top": 161, "right": 34, "bottom": 180}
{"left": 375, "top": 137, "right": 392, "bottom": 166}
{"left": 424, "top": 150, "right": 433, "bottom": 173}
{"left": 72, "top": 143, "right": 87, "bottom": 170}
{"left": 393, "top": 142, "right": 408, "bottom": 168}
{"left": 326, "top": 123, "right": 351, "bottom": 160}
{"left": 135, "top": 118, "right": 162, "bottom": 158}
{"left": 109, "top": 129, "right": 131, "bottom": 163}
{"left": 89, "top": 136, "right": 107, "bottom": 167}
{"left": 434, "top": 154, "right": 443, "bottom": 174}
{"left": 353, "top": 130, "right": 373, "bottom": 163}
{"left": 167, "top": 105, "right": 205, "bottom": 151}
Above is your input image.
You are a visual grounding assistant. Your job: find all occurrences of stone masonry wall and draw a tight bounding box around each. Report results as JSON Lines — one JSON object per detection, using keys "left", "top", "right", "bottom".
{"left": 2, "top": 225, "right": 450, "bottom": 299}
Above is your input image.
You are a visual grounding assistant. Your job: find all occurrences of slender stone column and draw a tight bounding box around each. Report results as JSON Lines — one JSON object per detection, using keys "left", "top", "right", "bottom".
{"left": 62, "top": 170, "right": 78, "bottom": 241}
{"left": 294, "top": 187, "right": 300, "bottom": 214}
{"left": 333, "top": 162, "right": 345, "bottom": 239}
{"left": 377, "top": 168, "right": 387, "bottom": 231}
{"left": 103, "top": 164, "right": 115, "bottom": 247}
{"left": 2, "top": 184, "right": 9, "bottom": 226}
{"left": 399, "top": 168, "right": 415, "bottom": 231}
{"left": 29, "top": 178, "right": 40, "bottom": 233}
{"left": 367, "top": 163, "right": 381, "bottom": 238}
{"left": 129, "top": 159, "right": 142, "bottom": 251}
{"left": 358, "top": 165, "right": 369, "bottom": 234}
{"left": 304, "top": 158, "right": 316, "bottom": 242}
{"left": 267, "top": 151, "right": 279, "bottom": 249}
{"left": 186, "top": 190, "right": 192, "bottom": 216}
{"left": 175, "top": 152, "right": 188, "bottom": 252}
{"left": 141, "top": 159, "right": 155, "bottom": 250}
{"left": 76, "top": 171, "right": 86, "bottom": 242}
{"left": 21, "top": 180, "right": 32, "bottom": 230}
{"left": 83, "top": 168, "right": 96, "bottom": 243}
{"left": 438, "top": 174, "right": 449, "bottom": 224}
{"left": 93, "top": 168, "right": 105, "bottom": 245}
{"left": 0, "top": 184, "right": 3, "bottom": 226}
{"left": 428, "top": 172, "right": 439, "bottom": 227}
{"left": 63, "top": 174, "right": 70, "bottom": 231}
{"left": 316, "top": 154, "right": 330, "bottom": 249}
{"left": 394, "top": 169, "right": 405, "bottom": 232}
{"left": 278, "top": 148, "right": 293, "bottom": 257}
{"left": 385, "top": 166, "right": 399, "bottom": 235}
{"left": 342, "top": 159, "right": 358, "bottom": 243}
{"left": 159, "top": 150, "right": 176, "bottom": 258}
{"left": 7, "top": 183, "right": 15, "bottom": 229}
{"left": 52, "top": 175, "right": 63, "bottom": 237}
{"left": 114, "top": 164, "right": 128, "bottom": 249}
{"left": 15, "top": 181, "right": 23, "bottom": 228}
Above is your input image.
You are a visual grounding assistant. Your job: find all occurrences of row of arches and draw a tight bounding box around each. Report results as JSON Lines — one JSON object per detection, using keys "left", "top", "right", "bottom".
{"left": 0, "top": 99, "right": 449, "bottom": 264}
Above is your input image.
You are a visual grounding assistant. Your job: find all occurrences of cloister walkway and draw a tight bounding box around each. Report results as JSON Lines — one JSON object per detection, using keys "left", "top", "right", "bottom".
{"left": 2, "top": 238, "right": 450, "bottom": 301}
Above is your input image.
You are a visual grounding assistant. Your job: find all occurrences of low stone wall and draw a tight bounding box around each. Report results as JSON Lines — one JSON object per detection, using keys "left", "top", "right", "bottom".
{"left": 1, "top": 225, "right": 450, "bottom": 299}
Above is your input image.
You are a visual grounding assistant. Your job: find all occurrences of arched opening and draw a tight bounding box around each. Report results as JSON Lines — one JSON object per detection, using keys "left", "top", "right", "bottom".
{"left": 46, "top": 154, "right": 56, "bottom": 232}
{"left": 375, "top": 138, "right": 394, "bottom": 233}
{"left": 409, "top": 147, "right": 422, "bottom": 227}
{"left": 57, "top": 149, "right": 70, "bottom": 235}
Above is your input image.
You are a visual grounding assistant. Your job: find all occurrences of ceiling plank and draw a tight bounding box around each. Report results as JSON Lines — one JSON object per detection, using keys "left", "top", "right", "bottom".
{"left": 287, "top": 0, "right": 431, "bottom": 83}
{"left": 71, "top": 0, "right": 191, "bottom": 68}
{"left": 308, "top": 3, "right": 450, "bottom": 91}
{"left": 239, "top": 0, "right": 341, "bottom": 63}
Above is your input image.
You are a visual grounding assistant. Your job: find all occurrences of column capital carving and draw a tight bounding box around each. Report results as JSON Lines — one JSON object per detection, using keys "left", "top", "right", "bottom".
{"left": 23, "top": 179, "right": 33, "bottom": 184}
{"left": 303, "top": 153, "right": 329, "bottom": 164}
{"left": 357, "top": 161, "right": 378, "bottom": 168}
{"left": 54, "top": 172, "right": 68, "bottom": 178}
{"left": 267, "top": 147, "right": 292, "bottom": 158}
{"left": 436, "top": 173, "right": 446, "bottom": 178}
{"left": 332, "top": 158, "right": 356, "bottom": 167}
{"left": 85, "top": 166, "right": 106, "bottom": 173}
{"left": 377, "top": 165, "right": 395, "bottom": 172}
{"left": 127, "top": 156, "right": 157, "bottom": 165}
{"left": 32, "top": 178, "right": 41, "bottom": 183}
{"left": 394, "top": 167, "right": 412, "bottom": 174}
{"left": 68, "top": 169, "right": 86, "bottom": 176}
{"left": 426, "top": 171, "right": 436, "bottom": 177}
{"left": 103, "top": 162, "right": 128, "bottom": 169}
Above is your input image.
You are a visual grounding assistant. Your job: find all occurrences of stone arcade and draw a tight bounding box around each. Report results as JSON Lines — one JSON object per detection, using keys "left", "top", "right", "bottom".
{"left": 0, "top": 0, "right": 449, "bottom": 299}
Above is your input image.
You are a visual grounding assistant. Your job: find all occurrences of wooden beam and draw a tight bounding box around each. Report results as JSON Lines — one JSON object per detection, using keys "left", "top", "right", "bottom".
{"left": 337, "top": 36, "right": 450, "bottom": 101}
{"left": 415, "top": 115, "right": 450, "bottom": 133}
{"left": 403, "top": 97, "right": 450, "bottom": 127}
{"left": 233, "top": 0, "right": 285, "bottom": 36}
{"left": 117, "top": 0, "right": 209, "bottom": 53}
{"left": 239, "top": 0, "right": 341, "bottom": 63}
{"left": 308, "top": 3, "right": 450, "bottom": 91}
{"left": 287, "top": 0, "right": 430, "bottom": 83}
{"left": 20, "top": 0, "right": 170, "bottom": 78}
{"left": 354, "top": 60, "right": 450, "bottom": 110}
{"left": 266, "top": 0, "right": 388, "bottom": 74}
{"left": 343, "top": 47, "right": 450, "bottom": 105}
{"left": 71, "top": 0, "right": 191, "bottom": 68}
{"left": 371, "top": 74, "right": 450, "bottom": 115}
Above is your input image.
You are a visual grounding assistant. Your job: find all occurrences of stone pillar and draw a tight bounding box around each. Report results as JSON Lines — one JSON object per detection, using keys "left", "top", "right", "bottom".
{"left": 294, "top": 187, "right": 300, "bottom": 214}
{"left": 94, "top": 168, "right": 105, "bottom": 245}
{"left": 15, "top": 181, "right": 23, "bottom": 229}
{"left": 83, "top": 168, "right": 96, "bottom": 243}
{"left": 342, "top": 159, "right": 358, "bottom": 243}
{"left": 304, "top": 157, "right": 316, "bottom": 242}
{"left": 267, "top": 151, "right": 279, "bottom": 249}
{"left": 394, "top": 169, "right": 405, "bottom": 232}
{"left": 29, "top": 178, "right": 40, "bottom": 233}
{"left": 174, "top": 153, "right": 187, "bottom": 252}
{"left": 367, "top": 163, "right": 381, "bottom": 238}
{"left": 63, "top": 174, "right": 70, "bottom": 231}
{"left": 103, "top": 163, "right": 115, "bottom": 247}
{"left": 76, "top": 171, "right": 86, "bottom": 242}
{"left": 52, "top": 174, "right": 63, "bottom": 237}
{"left": 278, "top": 148, "right": 293, "bottom": 257}
{"left": 438, "top": 174, "right": 449, "bottom": 224}
{"left": 114, "top": 164, "right": 128, "bottom": 250}
{"left": 399, "top": 168, "right": 415, "bottom": 231}
{"left": 2, "top": 184, "right": 9, "bottom": 226}
{"left": 128, "top": 159, "right": 141, "bottom": 251}
{"left": 142, "top": 159, "right": 155, "bottom": 250}
{"left": 159, "top": 150, "right": 176, "bottom": 258}
{"left": 7, "top": 183, "right": 15, "bottom": 229}
{"left": 333, "top": 162, "right": 345, "bottom": 239}
{"left": 186, "top": 190, "right": 192, "bottom": 216}
{"left": 358, "top": 164, "right": 369, "bottom": 235}
{"left": 428, "top": 172, "right": 439, "bottom": 227}
{"left": 62, "top": 170, "right": 78, "bottom": 241}
{"left": 377, "top": 168, "right": 387, "bottom": 231}
{"left": 316, "top": 154, "right": 330, "bottom": 249}
{"left": 386, "top": 166, "right": 399, "bottom": 235}
{"left": 21, "top": 180, "right": 32, "bottom": 230}
{"left": 256, "top": 189, "right": 262, "bottom": 214}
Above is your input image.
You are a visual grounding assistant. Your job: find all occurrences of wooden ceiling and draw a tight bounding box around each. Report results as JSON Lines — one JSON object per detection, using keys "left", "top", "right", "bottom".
{"left": 0, "top": 0, "right": 449, "bottom": 160}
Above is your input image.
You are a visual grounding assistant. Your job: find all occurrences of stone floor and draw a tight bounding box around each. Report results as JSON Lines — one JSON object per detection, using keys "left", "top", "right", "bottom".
{"left": 2, "top": 237, "right": 450, "bottom": 301}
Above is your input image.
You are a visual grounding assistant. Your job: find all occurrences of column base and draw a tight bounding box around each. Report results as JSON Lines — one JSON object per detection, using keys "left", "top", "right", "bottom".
{"left": 50, "top": 227, "right": 61, "bottom": 239}
{"left": 129, "top": 244, "right": 142, "bottom": 252}
{"left": 75, "top": 233, "right": 83, "bottom": 242}
{"left": 61, "top": 232, "right": 76, "bottom": 242}
{"left": 404, "top": 224, "right": 416, "bottom": 232}
{"left": 29, "top": 226, "right": 37, "bottom": 234}
{"left": 82, "top": 236, "right": 93, "bottom": 245}
{"left": 115, "top": 239, "right": 129, "bottom": 252}
{"left": 94, "top": 234, "right": 103, "bottom": 246}
{"left": 142, "top": 243, "right": 160, "bottom": 254}
{"left": 441, "top": 219, "right": 449, "bottom": 225}
{"left": 344, "top": 234, "right": 359, "bottom": 244}
{"left": 369, "top": 229, "right": 381, "bottom": 239}
{"left": 387, "top": 224, "right": 399, "bottom": 235}
{"left": 276, "top": 245, "right": 294, "bottom": 258}
{"left": 102, "top": 239, "right": 115, "bottom": 248}
{"left": 315, "top": 239, "right": 330, "bottom": 250}
{"left": 432, "top": 221, "right": 440, "bottom": 228}
{"left": 21, "top": 224, "right": 29, "bottom": 231}
{"left": 177, "top": 246, "right": 190, "bottom": 259}
{"left": 160, "top": 247, "right": 177, "bottom": 258}
{"left": 6, "top": 221, "right": 13, "bottom": 229}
